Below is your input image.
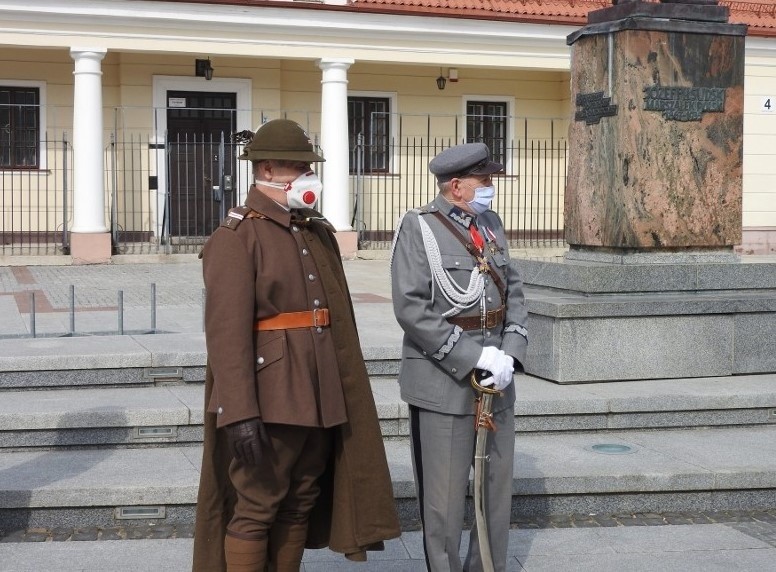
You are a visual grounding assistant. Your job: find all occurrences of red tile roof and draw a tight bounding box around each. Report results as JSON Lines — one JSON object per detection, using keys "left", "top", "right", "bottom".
{"left": 350, "top": 0, "right": 609, "bottom": 24}
{"left": 351, "top": 0, "right": 776, "bottom": 36}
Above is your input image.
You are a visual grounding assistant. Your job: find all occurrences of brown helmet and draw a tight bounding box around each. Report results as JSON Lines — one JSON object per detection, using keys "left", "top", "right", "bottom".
{"left": 238, "top": 119, "right": 325, "bottom": 163}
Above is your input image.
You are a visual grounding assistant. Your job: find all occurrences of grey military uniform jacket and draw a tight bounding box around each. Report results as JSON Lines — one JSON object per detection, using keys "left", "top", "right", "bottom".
{"left": 391, "top": 194, "right": 528, "bottom": 416}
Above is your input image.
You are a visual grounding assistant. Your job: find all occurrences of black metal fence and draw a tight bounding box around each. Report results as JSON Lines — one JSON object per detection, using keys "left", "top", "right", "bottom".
{"left": 350, "top": 119, "right": 568, "bottom": 249}
{"left": 1, "top": 111, "right": 567, "bottom": 256}
{"left": 107, "top": 131, "right": 252, "bottom": 255}
{"left": 0, "top": 133, "right": 73, "bottom": 256}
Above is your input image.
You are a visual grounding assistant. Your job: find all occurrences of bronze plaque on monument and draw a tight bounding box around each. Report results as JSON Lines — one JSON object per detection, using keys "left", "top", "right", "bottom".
{"left": 565, "top": 0, "right": 746, "bottom": 251}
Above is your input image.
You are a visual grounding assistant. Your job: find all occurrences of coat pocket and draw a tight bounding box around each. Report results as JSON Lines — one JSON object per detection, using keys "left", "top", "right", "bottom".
{"left": 255, "top": 333, "right": 285, "bottom": 372}
{"left": 399, "top": 356, "right": 443, "bottom": 407}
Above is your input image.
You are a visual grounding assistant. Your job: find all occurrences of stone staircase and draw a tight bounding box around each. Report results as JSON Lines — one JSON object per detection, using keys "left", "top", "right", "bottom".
{"left": 2, "top": 333, "right": 776, "bottom": 534}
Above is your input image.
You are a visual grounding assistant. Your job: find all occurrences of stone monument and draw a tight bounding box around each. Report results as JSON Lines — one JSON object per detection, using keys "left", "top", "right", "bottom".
{"left": 521, "top": 0, "right": 776, "bottom": 383}
{"left": 566, "top": 0, "right": 744, "bottom": 258}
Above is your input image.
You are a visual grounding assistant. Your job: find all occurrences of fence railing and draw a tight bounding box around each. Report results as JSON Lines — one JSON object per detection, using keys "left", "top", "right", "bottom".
{"left": 1, "top": 108, "right": 567, "bottom": 255}
{"left": 0, "top": 133, "right": 72, "bottom": 256}
{"left": 351, "top": 128, "right": 567, "bottom": 249}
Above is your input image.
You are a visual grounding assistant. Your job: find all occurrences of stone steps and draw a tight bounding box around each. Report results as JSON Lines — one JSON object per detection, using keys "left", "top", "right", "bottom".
{"left": 0, "top": 334, "right": 400, "bottom": 391}
{"left": 3, "top": 425, "right": 776, "bottom": 531}
{"left": 2, "top": 374, "right": 776, "bottom": 450}
{"left": 2, "top": 333, "right": 776, "bottom": 532}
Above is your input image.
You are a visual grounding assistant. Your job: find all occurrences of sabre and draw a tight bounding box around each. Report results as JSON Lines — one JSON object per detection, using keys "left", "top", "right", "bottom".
{"left": 471, "top": 369, "right": 502, "bottom": 572}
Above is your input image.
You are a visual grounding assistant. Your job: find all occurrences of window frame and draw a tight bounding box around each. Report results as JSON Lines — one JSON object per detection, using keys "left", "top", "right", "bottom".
{"left": 347, "top": 91, "right": 397, "bottom": 175}
{"left": 0, "top": 80, "right": 47, "bottom": 171}
{"left": 463, "top": 95, "right": 514, "bottom": 173}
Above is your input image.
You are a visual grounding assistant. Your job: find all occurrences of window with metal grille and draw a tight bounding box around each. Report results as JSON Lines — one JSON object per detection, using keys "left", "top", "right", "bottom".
{"left": 0, "top": 87, "right": 40, "bottom": 169}
{"left": 348, "top": 97, "right": 390, "bottom": 173}
{"left": 466, "top": 101, "right": 507, "bottom": 167}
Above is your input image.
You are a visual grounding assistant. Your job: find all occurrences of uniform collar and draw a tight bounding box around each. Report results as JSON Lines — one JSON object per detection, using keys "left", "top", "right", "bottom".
{"left": 245, "top": 186, "right": 292, "bottom": 227}
{"left": 430, "top": 194, "right": 476, "bottom": 230}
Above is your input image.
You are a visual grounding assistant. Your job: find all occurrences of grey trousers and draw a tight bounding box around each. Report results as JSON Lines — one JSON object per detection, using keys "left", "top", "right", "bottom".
{"left": 409, "top": 405, "right": 516, "bottom": 572}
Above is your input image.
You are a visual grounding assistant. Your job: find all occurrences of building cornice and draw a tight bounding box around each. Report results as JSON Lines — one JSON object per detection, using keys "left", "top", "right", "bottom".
{"left": 0, "top": 0, "right": 576, "bottom": 69}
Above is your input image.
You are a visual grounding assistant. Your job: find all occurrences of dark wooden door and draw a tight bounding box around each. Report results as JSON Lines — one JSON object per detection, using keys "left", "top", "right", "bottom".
{"left": 166, "top": 91, "right": 237, "bottom": 237}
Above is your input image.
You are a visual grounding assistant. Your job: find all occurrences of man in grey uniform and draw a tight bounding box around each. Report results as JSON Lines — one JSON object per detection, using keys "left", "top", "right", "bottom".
{"left": 390, "top": 142, "right": 528, "bottom": 572}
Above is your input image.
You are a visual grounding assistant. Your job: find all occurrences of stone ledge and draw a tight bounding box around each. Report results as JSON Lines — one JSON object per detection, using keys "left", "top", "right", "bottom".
{"left": 2, "top": 426, "right": 776, "bottom": 509}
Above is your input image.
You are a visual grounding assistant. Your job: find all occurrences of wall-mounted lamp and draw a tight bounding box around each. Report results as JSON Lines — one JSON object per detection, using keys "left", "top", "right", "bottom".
{"left": 436, "top": 68, "right": 447, "bottom": 91}
{"left": 195, "top": 58, "right": 214, "bottom": 81}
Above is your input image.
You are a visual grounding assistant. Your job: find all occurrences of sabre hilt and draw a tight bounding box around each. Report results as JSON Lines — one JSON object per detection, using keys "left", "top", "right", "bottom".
{"left": 471, "top": 369, "right": 500, "bottom": 433}
{"left": 470, "top": 369, "right": 503, "bottom": 396}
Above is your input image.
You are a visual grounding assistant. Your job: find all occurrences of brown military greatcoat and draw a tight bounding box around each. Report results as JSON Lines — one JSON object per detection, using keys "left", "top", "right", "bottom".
{"left": 192, "top": 187, "right": 400, "bottom": 571}
{"left": 201, "top": 188, "right": 348, "bottom": 429}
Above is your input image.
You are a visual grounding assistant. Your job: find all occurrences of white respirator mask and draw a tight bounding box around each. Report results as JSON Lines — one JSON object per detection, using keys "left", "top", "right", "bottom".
{"left": 257, "top": 171, "right": 323, "bottom": 208}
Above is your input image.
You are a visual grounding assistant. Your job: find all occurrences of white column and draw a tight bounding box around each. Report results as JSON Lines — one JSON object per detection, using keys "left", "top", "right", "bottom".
{"left": 70, "top": 48, "right": 108, "bottom": 233}
{"left": 317, "top": 58, "right": 354, "bottom": 231}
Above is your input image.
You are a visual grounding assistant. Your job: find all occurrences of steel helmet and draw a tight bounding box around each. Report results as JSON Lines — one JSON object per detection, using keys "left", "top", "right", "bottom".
{"left": 238, "top": 119, "right": 324, "bottom": 163}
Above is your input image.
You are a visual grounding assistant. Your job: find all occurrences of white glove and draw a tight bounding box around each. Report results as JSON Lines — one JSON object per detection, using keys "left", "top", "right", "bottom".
{"left": 476, "top": 346, "right": 514, "bottom": 391}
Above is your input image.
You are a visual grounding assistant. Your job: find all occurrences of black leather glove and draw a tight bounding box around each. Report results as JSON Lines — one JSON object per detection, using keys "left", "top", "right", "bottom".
{"left": 225, "top": 417, "right": 268, "bottom": 466}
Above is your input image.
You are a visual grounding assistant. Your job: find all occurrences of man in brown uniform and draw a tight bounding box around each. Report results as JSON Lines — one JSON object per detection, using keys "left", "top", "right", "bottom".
{"left": 193, "top": 119, "right": 399, "bottom": 572}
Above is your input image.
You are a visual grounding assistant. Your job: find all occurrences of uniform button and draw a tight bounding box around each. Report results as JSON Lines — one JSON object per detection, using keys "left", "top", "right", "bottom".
{"left": 217, "top": 407, "right": 223, "bottom": 415}
{"left": 487, "top": 296, "right": 492, "bottom": 303}
{"left": 302, "top": 248, "right": 309, "bottom": 256}
{"left": 292, "top": 225, "right": 299, "bottom": 232}
{"left": 316, "top": 327, "right": 323, "bottom": 333}
{"left": 455, "top": 261, "right": 460, "bottom": 266}
{"left": 313, "top": 299, "right": 321, "bottom": 307}
{"left": 308, "top": 274, "right": 316, "bottom": 281}
{"left": 485, "top": 331, "right": 491, "bottom": 337}
{"left": 257, "top": 356, "right": 265, "bottom": 365}
{"left": 451, "top": 368, "right": 457, "bottom": 374}
{"left": 422, "top": 351, "right": 427, "bottom": 356}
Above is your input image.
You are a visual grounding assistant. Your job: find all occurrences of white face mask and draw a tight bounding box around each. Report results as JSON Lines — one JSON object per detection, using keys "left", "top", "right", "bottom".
{"left": 466, "top": 185, "right": 495, "bottom": 215}
{"left": 256, "top": 171, "right": 323, "bottom": 208}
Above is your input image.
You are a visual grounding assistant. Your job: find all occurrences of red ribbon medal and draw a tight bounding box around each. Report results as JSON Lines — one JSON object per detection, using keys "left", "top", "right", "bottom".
{"left": 469, "top": 224, "right": 485, "bottom": 254}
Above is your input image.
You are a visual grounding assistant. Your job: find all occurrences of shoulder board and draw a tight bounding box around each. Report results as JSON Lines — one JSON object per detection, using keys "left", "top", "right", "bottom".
{"left": 220, "top": 206, "right": 264, "bottom": 230}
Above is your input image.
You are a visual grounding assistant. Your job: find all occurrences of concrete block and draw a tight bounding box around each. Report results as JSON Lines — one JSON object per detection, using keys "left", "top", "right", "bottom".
{"left": 132, "top": 333, "right": 206, "bottom": 367}
{"left": 734, "top": 313, "right": 776, "bottom": 374}
{"left": 0, "top": 448, "right": 200, "bottom": 508}
{"left": 526, "top": 314, "right": 733, "bottom": 383}
{"left": 0, "top": 387, "right": 190, "bottom": 430}
{"left": 514, "top": 432, "right": 716, "bottom": 495}
{"left": 0, "top": 336, "right": 151, "bottom": 372}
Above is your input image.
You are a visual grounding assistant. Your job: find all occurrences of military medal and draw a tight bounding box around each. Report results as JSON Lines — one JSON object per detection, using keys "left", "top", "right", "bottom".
{"left": 469, "top": 225, "right": 491, "bottom": 274}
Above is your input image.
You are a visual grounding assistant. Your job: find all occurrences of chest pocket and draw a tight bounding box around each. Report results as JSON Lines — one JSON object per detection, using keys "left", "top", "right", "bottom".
{"left": 491, "top": 251, "right": 508, "bottom": 268}
{"left": 255, "top": 334, "right": 285, "bottom": 372}
{"left": 441, "top": 254, "right": 475, "bottom": 272}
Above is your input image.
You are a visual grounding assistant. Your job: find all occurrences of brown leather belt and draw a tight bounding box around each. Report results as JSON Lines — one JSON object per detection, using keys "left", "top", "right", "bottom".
{"left": 254, "top": 308, "right": 330, "bottom": 331}
{"left": 447, "top": 306, "right": 505, "bottom": 331}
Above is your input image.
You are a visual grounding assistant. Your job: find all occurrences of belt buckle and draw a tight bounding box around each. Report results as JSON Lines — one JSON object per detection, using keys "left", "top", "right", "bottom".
{"left": 485, "top": 312, "right": 496, "bottom": 329}
{"left": 312, "top": 308, "right": 322, "bottom": 327}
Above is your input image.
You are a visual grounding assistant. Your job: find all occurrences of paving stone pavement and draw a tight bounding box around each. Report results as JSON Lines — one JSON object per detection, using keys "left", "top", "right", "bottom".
{"left": 2, "top": 520, "right": 776, "bottom": 571}
{"left": 4, "top": 510, "right": 776, "bottom": 545}
{"left": 0, "top": 256, "right": 398, "bottom": 340}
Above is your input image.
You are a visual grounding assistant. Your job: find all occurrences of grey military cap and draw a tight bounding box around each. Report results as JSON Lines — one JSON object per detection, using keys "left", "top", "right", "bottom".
{"left": 428, "top": 142, "right": 503, "bottom": 182}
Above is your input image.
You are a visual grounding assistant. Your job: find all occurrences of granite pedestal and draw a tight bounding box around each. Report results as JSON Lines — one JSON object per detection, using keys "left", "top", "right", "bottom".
{"left": 521, "top": 255, "right": 776, "bottom": 383}
{"left": 527, "top": 2, "right": 761, "bottom": 384}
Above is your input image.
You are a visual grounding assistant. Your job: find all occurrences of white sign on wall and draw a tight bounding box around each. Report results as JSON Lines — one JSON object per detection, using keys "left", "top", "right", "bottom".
{"left": 762, "top": 97, "right": 775, "bottom": 113}
{"left": 168, "top": 97, "right": 186, "bottom": 108}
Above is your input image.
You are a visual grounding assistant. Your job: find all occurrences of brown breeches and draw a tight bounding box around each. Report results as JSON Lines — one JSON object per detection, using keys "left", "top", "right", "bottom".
{"left": 226, "top": 423, "right": 333, "bottom": 538}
